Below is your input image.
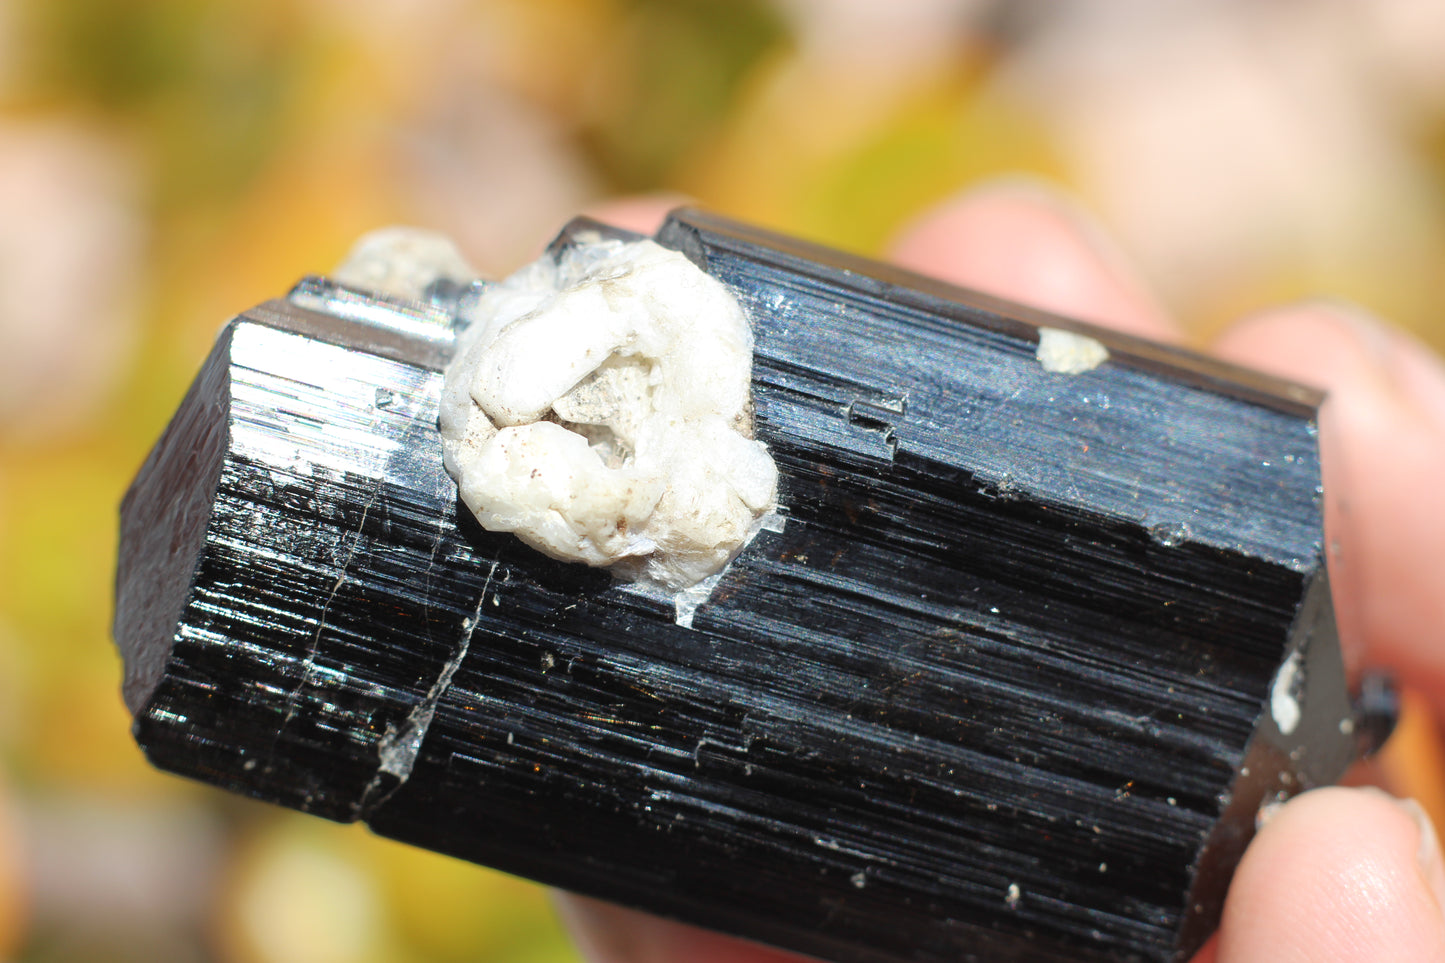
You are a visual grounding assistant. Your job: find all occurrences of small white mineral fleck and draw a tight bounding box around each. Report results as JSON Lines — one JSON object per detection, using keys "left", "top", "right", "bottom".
{"left": 1036, "top": 327, "right": 1110, "bottom": 374}
{"left": 439, "top": 236, "right": 779, "bottom": 593}
{"left": 1270, "top": 648, "right": 1305, "bottom": 736}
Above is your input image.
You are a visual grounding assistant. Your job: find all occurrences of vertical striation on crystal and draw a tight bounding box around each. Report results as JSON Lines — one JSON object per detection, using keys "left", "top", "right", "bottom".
{"left": 115, "top": 209, "right": 1362, "bottom": 963}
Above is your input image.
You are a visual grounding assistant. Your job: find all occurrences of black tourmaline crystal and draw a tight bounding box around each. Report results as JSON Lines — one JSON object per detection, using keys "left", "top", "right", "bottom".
{"left": 115, "top": 209, "right": 1368, "bottom": 963}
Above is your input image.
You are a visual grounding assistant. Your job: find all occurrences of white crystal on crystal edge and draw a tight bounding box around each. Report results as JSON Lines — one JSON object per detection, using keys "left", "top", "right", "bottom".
{"left": 333, "top": 227, "right": 480, "bottom": 301}
{"left": 439, "top": 235, "right": 780, "bottom": 598}
{"left": 1036, "top": 327, "right": 1109, "bottom": 375}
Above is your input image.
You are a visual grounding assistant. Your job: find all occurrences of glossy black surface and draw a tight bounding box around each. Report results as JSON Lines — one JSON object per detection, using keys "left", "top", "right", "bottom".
{"left": 116, "top": 210, "right": 1359, "bottom": 963}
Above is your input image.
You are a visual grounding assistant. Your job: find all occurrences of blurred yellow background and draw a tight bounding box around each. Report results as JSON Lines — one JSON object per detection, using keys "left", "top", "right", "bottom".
{"left": 4, "top": 1, "right": 1445, "bottom": 961}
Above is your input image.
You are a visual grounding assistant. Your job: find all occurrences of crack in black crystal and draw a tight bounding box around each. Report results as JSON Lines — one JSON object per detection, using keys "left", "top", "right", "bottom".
{"left": 115, "top": 209, "right": 1360, "bottom": 963}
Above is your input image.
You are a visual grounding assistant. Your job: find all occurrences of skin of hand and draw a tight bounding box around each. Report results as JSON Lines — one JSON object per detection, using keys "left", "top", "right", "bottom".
{"left": 555, "top": 185, "right": 1445, "bottom": 963}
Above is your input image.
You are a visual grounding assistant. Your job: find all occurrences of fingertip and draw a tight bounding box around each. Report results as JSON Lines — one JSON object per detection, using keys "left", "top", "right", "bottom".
{"left": 554, "top": 894, "right": 648, "bottom": 963}
{"left": 554, "top": 893, "right": 810, "bottom": 963}
{"left": 1188, "top": 933, "right": 1219, "bottom": 963}
{"left": 1210, "top": 302, "right": 1392, "bottom": 391}
{"left": 582, "top": 194, "right": 692, "bottom": 236}
{"left": 1217, "top": 787, "right": 1445, "bottom": 963}
{"left": 1212, "top": 305, "right": 1445, "bottom": 702}
{"left": 888, "top": 179, "right": 1177, "bottom": 341}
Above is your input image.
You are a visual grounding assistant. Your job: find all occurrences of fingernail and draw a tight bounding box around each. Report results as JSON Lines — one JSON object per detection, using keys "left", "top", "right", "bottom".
{"left": 1389, "top": 330, "right": 1445, "bottom": 436}
{"left": 1307, "top": 299, "right": 1396, "bottom": 367}
{"left": 1381, "top": 791, "right": 1445, "bottom": 920}
{"left": 1311, "top": 301, "right": 1445, "bottom": 434}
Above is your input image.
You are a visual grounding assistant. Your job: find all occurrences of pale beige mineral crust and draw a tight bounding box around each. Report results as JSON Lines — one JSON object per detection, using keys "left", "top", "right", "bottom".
{"left": 438, "top": 236, "right": 779, "bottom": 596}
{"left": 1036, "top": 327, "right": 1110, "bottom": 374}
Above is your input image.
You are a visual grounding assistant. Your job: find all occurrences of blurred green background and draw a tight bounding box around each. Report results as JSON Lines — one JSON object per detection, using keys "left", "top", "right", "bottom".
{"left": 4, "top": 1, "right": 1445, "bottom": 960}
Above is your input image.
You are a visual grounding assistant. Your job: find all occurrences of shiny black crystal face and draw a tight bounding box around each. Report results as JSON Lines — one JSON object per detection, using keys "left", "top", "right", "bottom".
{"left": 115, "top": 209, "right": 1358, "bottom": 963}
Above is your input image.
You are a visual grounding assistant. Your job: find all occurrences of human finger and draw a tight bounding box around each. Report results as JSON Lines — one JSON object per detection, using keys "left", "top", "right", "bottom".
{"left": 888, "top": 179, "right": 1178, "bottom": 341}
{"left": 1212, "top": 305, "right": 1445, "bottom": 701}
{"left": 583, "top": 194, "right": 689, "bottom": 236}
{"left": 1214, "top": 787, "right": 1445, "bottom": 963}
{"left": 555, "top": 895, "right": 811, "bottom": 963}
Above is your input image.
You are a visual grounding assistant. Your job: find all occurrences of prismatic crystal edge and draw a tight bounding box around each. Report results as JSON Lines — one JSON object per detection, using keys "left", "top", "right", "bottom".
{"left": 116, "top": 208, "right": 1370, "bottom": 963}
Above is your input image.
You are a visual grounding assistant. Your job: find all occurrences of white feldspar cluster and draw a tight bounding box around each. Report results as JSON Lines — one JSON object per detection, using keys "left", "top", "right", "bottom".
{"left": 439, "top": 236, "right": 779, "bottom": 593}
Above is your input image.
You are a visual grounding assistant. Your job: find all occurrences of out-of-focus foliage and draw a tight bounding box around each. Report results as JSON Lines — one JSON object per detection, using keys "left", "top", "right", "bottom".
{"left": 3, "top": 1, "right": 1445, "bottom": 961}
{"left": 28, "top": 0, "right": 306, "bottom": 207}
{"left": 580, "top": 0, "right": 789, "bottom": 189}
